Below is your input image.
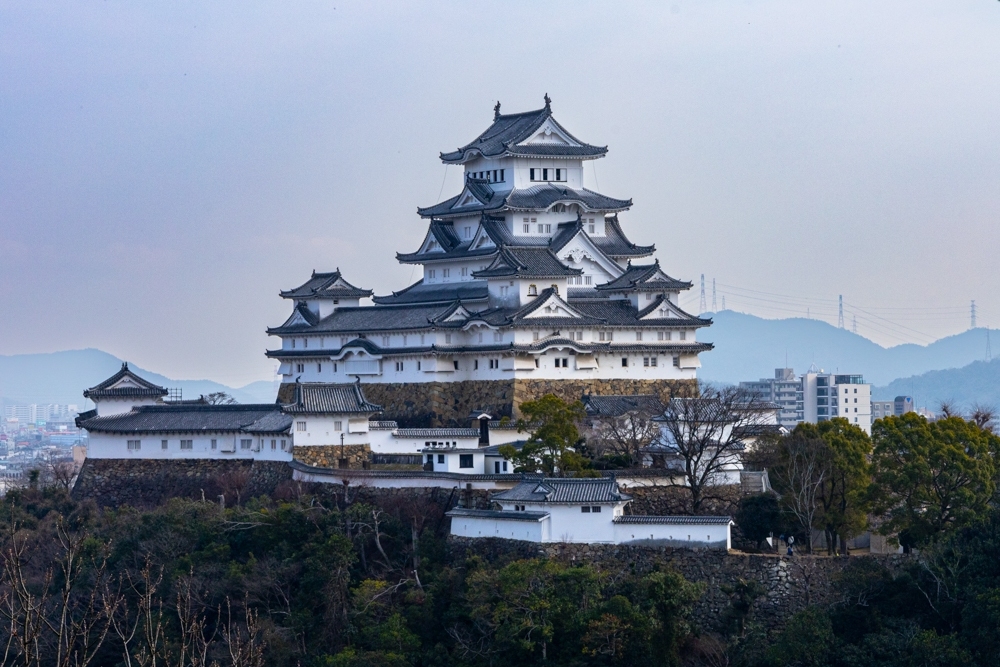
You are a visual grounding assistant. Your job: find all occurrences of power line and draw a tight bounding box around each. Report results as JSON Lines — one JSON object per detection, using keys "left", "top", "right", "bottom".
{"left": 700, "top": 275, "right": 707, "bottom": 313}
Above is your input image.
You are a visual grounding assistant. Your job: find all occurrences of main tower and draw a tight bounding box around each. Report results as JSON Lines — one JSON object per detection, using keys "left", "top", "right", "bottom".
{"left": 268, "top": 96, "right": 712, "bottom": 425}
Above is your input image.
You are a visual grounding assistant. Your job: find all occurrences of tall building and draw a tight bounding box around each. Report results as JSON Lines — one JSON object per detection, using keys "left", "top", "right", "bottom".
{"left": 740, "top": 368, "right": 873, "bottom": 434}
{"left": 267, "top": 97, "right": 712, "bottom": 425}
{"left": 871, "top": 396, "right": 914, "bottom": 421}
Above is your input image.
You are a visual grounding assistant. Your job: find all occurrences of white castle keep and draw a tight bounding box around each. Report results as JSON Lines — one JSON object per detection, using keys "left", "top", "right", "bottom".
{"left": 267, "top": 96, "right": 712, "bottom": 387}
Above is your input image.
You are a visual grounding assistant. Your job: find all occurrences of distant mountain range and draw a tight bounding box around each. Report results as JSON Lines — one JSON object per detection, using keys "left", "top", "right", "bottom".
{"left": 873, "top": 358, "right": 1000, "bottom": 411}
{"left": 699, "top": 310, "right": 995, "bottom": 387}
{"left": 0, "top": 349, "right": 278, "bottom": 407}
{"left": 2, "top": 313, "right": 997, "bottom": 412}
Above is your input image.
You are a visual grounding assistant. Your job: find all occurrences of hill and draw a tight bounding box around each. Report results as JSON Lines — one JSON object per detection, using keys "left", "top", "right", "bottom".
{"left": 874, "top": 358, "right": 1000, "bottom": 411}
{"left": 0, "top": 349, "right": 277, "bottom": 407}
{"left": 698, "top": 310, "right": 995, "bottom": 386}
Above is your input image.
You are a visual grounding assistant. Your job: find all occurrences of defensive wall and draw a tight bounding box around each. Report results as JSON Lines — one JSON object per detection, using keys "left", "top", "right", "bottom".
{"left": 279, "top": 378, "right": 697, "bottom": 426}
{"left": 71, "top": 458, "right": 292, "bottom": 508}
{"left": 448, "top": 536, "right": 911, "bottom": 633}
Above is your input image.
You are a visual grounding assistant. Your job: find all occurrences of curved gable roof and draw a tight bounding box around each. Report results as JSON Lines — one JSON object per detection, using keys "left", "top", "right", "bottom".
{"left": 83, "top": 363, "right": 167, "bottom": 400}
{"left": 440, "top": 100, "right": 607, "bottom": 164}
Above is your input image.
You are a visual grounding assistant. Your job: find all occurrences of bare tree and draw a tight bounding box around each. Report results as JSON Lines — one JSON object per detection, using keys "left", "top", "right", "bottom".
{"left": 969, "top": 403, "right": 996, "bottom": 432}
{"left": 773, "top": 434, "right": 829, "bottom": 553}
{"left": 657, "top": 385, "right": 778, "bottom": 513}
{"left": 586, "top": 398, "right": 663, "bottom": 466}
{"left": 204, "top": 392, "right": 238, "bottom": 405}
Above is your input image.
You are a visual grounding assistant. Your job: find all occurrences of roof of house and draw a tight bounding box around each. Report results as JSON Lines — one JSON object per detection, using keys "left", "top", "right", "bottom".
{"left": 474, "top": 247, "right": 582, "bottom": 279}
{"left": 83, "top": 363, "right": 168, "bottom": 400}
{"left": 77, "top": 404, "right": 292, "bottom": 434}
{"left": 279, "top": 270, "right": 373, "bottom": 300}
{"left": 439, "top": 100, "right": 607, "bottom": 164}
{"left": 372, "top": 280, "right": 490, "bottom": 306}
{"left": 417, "top": 183, "right": 631, "bottom": 219}
{"left": 582, "top": 394, "right": 665, "bottom": 418}
{"left": 492, "top": 478, "right": 632, "bottom": 504}
{"left": 396, "top": 428, "right": 480, "bottom": 438}
{"left": 446, "top": 508, "right": 550, "bottom": 522}
{"left": 282, "top": 383, "right": 382, "bottom": 414}
{"left": 612, "top": 515, "right": 733, "bottom": 525}
{"left": 594, "top": 262, "right": 693, "bottom": 292}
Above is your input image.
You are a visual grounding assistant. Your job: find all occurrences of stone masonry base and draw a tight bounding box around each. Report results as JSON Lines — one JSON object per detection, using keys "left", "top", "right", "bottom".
{"left": 278, "top": 378, "right": 698, "bottom": 427}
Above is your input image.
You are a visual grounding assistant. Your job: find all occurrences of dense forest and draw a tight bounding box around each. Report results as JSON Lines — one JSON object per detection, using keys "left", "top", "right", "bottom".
{"left": 0, "top": 478, "right": 998, "bottom": 666}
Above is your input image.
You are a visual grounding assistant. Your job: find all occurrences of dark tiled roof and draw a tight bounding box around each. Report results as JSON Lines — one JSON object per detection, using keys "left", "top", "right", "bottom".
{"left": 595, "top": 262, "right": 693, "bottom": 292}
{"left": 267, "top": 303, "right": 460, "bottom": 335}
{"left": 593, "top": 217, "right": 655, "bottom": 258}
{"left": 446, "top": 508, "right": 549, "bottom": 522}
{"left": 78, "top": 404, "right": 292, "bottom": 434}
{"left": 474, "top": 248, "right": 581, "bottom": 279}
{"left": 613, "top": 515, "right": 733, "bottom": 525}
{"left": 418, "top": 185, "right": 630, "bottom": 219}
{"left": 280, "top": 270, "right": 372, "bottom": 299}
{"left": 395, "top": 428, "right": 480, "bottom": 438}
{"left": 372, "top": 280, "right": 490, "bottom": 306}
{"left": 283, "top": 383, "right": 381, "bottom": 414}
{"left": 582, "top": 394, "right": 665, "bottom": 417}
{"left": 83, "top": 364, "right": 168, "bottom": 400}
{"left": 570, "top": 298, "right": 709, "bottom": 326}
{"left": 493, "top": 478, "right": 631, "bottom": 504}
{"left": 439, "top": 103, "right": 607, "bottom": 163}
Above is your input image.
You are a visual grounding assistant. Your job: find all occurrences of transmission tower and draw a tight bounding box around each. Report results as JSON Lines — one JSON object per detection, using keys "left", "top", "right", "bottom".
{"left": 721, "top": 296, "right": 726, "bottom": 311}
{"left": 971, "top": 300, "right": 977, "bottom": 329}
{"left": 700, "top": 274, "right": 707, "bottom": 313}
{"left": 712, "top": 279, "right": 717, "bottom": 312}
{"left": 838, "top": 295, "right": 844, "bottom": 329}
{"left": 852, "top": 315, "right": 857, "bottom": 334}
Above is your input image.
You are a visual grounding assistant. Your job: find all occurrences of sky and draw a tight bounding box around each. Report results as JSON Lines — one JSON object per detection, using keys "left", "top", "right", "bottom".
{"left": 1, "top": 1, "right": 998, "bottom": 386}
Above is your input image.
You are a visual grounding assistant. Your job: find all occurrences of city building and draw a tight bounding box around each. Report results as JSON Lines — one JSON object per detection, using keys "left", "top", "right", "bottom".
{"left": 447, "top": 477, "right": 732, "bottom": 547}
{"left": 871, "top": 396, "right": 914, "bottom": 421}
{"left": 740, "top": 368, "right": 873, "bottom": 434}
{"left": 265, "top": 97, "right": 712, "bottom": 423}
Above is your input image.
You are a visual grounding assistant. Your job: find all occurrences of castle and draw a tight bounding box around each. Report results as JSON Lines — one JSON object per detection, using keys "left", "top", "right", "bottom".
{"left": 267, "top": 96, "right": 712, "bottom": 425}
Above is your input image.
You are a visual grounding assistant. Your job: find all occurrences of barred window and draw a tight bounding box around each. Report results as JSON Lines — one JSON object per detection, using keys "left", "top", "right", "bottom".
{"left": 180, "top": 440, "right": 193, "bottom": 450}
{"left": 127, "top": 440, "right": 141, "bottom": 451}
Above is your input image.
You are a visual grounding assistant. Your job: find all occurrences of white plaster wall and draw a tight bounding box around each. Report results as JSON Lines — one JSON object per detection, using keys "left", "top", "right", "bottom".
{"left": 86, "top": 432, "right": 292, "bottom": 461}
{"left": 93, "top": 397, "right": 161, "bottom": 417}
{"left": 291, "top": 415, "right": 370, "bottom": 446}
{"left": 495, "top": 501, "right": 627, "bottom": 543}
{"left": 450, "top": 515, "right": 546, "bottom": 542}
{"left": 613, "top": 522, "right": 731, "bottom": 550}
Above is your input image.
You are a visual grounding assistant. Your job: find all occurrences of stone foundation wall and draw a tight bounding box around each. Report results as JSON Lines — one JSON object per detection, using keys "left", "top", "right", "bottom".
{"left": 72, "top": 458, "right": 292, "bottom": 508}
{"left": 280, "top": 379, "right": 698, "bottom": 427}
{"left": 293, "top": 444, "right": 371, "bottom": 469}
{"left": 449, "top": 537, "right": 910, "bottom": 632}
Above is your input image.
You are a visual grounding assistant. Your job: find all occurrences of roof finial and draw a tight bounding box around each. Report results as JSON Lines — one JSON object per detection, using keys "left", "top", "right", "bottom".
{"left": 494, "top": 100, "right": 501, "bottom": 120}
{"left": 543, "top": 93, "right": 551, "bottom": 110}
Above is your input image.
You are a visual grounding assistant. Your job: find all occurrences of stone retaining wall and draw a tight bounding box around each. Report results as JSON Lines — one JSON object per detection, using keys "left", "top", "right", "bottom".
{"left": 448, "top": 537, "right": 910, "bottom": 632}
{"left": 280, "top": 378, "right": 698, "bottom": 427}
{"left": 72, "top": 458, "right": 292, "bottom": 508}
{"left": 293, "top": 444, "right": 371, "bottom": 469}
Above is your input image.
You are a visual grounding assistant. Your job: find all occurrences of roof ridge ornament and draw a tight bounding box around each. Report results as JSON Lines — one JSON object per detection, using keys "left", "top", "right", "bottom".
{"left": 544, "top": 93, "right": 551, "bottom": 111}
{"left": 494, "top": 100, "right": 501, "bottom": 120}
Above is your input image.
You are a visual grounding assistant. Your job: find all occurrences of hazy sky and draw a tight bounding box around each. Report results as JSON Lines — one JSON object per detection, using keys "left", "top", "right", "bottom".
{"left": 2, "top": 1, "right": 999, "bottom": 386}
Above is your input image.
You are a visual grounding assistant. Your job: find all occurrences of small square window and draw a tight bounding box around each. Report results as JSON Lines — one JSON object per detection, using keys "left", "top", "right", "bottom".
{"left": 437, "top": 454, "right": 445, "bottom": 464}
{"left": 161, "top": 439, "right": 168, "bottom": 450}
{"left": 592, "top": 506, "right": 601, "bottom": 513}
{"left": 297, "top": 421, "right": 306, "bottom": 431}
{"left": 622, "top": 357, "right": 628, "bottom": 367}
{"left": 211, "top": 439, "right": 217, "bottom": 450}
{"left": 334, "top": 420, "right": 342, "bottom": 431}
{"left": 180, "top": 439, "right": 193, "bottom": 450}
{"left": 459, "top": 454, "right": 473, "bottom": 468}
{"left": 240, "top": 439, "right": 252, "bottom": 450}
{"left": 581, "top": 506, "right": 591, "bottom": 513}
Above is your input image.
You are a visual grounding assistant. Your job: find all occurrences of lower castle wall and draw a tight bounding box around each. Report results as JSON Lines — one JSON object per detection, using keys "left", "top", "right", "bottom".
{"left": 293, "top": 444, "right": 371, "bottom": 469}
{"left": 72, "top": 458, "right": 292, "bottom": 508}
{"left": 448, "top": 537, "right": 911, "bottom": 632}
{"left": 281, "top": 379, "right": 698, "bottom": 427}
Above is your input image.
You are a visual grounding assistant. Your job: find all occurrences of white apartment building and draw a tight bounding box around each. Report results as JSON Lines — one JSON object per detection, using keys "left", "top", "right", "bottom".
{"left": 741, "top": 368, "right": 873, "bottom": 434}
